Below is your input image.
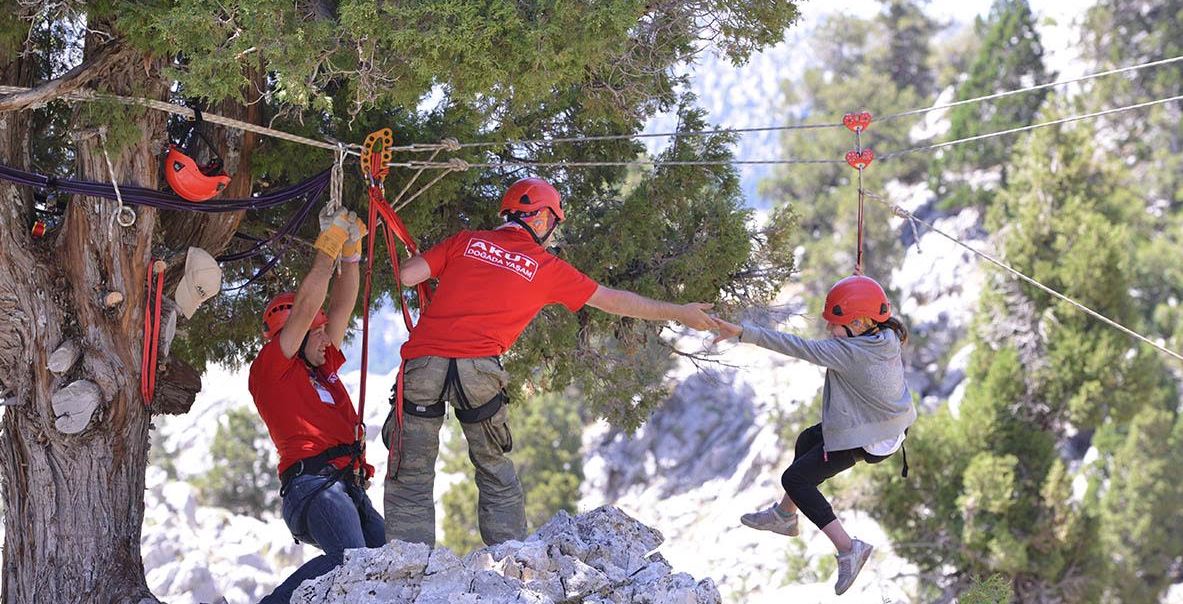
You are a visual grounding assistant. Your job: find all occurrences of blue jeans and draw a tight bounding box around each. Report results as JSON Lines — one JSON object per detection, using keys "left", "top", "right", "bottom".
{"left": 259, "top": 474, "right": 385, "bottom": 604}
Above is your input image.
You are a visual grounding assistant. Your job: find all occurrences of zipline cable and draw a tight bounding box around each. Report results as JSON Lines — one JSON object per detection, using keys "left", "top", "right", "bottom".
{"left": 877, "top": 54, "right": 1183, "bottom": 123}
{"left": 877, "top": 94, "right": 1183, "bottom": 160}
{"left": 862, "top": 189, "right": 1183, "bottom": 364}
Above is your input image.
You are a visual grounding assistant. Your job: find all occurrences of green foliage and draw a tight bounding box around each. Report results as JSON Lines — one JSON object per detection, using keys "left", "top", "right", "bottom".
{"left": 193, "top": 407, "right": 280, "bottom": 517}
{"left": 781, "top": 537, "right": 837, "bottom": 586}
{"left": 879, "top": 0, "right": 938, "bottom": 97}
{"left": 874, "top": 99, "right": 1182, "bottom": 601}
{"left": 935, "top": 0, "right": 1049, "bottom": 208}
{"left": 1097, "top": 408, "right": 1183, "bottom": 603}
{"left": 114, "top": 0, "right": 797, "bottom": 121}
{"left": 1083, "top": 0, "right": 1183, "bottom": 208}
{"left": 1083, "top": 0, "right": 1183, "bottom": 370}
{"left": 442, "top": 393, "right": 584, "bottom": 553}
{"left": 960, "top": 574, "right": 1013, "bottom": 604}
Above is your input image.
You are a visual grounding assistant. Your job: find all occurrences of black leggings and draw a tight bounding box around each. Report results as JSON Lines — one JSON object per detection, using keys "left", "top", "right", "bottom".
{"left": 781, "top": 423, "right": 890, "bottom": 529}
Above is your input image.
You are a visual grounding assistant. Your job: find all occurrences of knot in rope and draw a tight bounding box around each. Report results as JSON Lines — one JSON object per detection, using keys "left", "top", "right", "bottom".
{"left": 441, "top": 138, "right": 461, "bottom": 152}
{"left": 446, "top": 157, "right": 470, "bottom": 171}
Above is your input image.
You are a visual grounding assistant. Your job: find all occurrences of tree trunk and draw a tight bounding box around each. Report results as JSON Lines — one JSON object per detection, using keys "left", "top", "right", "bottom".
{"left": 0, "top": 29, "right": 258, "bottom": 604}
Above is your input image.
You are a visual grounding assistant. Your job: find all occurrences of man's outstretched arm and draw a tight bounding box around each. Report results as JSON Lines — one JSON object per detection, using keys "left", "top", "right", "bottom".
{"left": 585, "top": 285, "right": 714, "bottom": 331}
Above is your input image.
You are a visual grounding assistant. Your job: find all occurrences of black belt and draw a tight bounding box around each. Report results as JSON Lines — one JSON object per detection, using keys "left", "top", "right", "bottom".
{"left": 279, "top": 442, "right": 362, "bottom": 496}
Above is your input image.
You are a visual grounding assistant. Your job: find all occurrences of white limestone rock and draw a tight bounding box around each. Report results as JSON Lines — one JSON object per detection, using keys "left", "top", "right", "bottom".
{"left": 290, "top": 506, "right": 720, "bottom": 604}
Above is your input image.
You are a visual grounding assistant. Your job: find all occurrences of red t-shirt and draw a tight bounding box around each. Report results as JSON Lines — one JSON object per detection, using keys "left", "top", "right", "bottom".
{"left": 400, "top": 226, "right": 599, "bottom": 359}
{"left": 248, "top": 340, "right": 372, "bottom": 477}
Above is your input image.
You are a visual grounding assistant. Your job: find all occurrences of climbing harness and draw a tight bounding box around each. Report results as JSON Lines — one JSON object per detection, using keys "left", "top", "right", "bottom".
{"left": 140, "top": 259, "right": 165, "bottom": 406}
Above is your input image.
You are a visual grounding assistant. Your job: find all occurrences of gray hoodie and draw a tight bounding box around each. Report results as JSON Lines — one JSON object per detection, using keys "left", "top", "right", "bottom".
{"left": 740, "top": 323, "right": 916, "bottom": 452}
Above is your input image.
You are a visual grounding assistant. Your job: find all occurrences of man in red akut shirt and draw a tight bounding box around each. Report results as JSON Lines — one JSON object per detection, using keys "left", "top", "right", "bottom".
{"left": 251, "top": 209, "right": 382, "bottom": 604}
{"left": 383, "top": 177, "right": 715, "bottom": 546}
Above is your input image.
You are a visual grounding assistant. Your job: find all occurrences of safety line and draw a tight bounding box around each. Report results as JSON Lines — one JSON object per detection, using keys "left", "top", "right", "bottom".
{"left": 4, "top": 54, "right": 1178, "bottom": 156}
{"left": 862, "top": 189, "right": 1183, "bottom": 364}
{"left": 877, "top": 94, "right": 1183, "bottom": 160}
{"left": 877, "top": 54, "right": 1183, "bottom": 122}
{"left": 0, "top": 84, "right": 355, "bottom": 153}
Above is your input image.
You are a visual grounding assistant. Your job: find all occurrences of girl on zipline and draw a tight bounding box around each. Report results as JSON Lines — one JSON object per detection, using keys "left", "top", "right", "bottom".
{"left": 711, "top": 275, "right": 916, "bottom": 596}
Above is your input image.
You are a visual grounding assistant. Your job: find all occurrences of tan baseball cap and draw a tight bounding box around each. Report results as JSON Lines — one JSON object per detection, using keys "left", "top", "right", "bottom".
{"left": 175, "top": 246, "right": 222, "bottom": 319}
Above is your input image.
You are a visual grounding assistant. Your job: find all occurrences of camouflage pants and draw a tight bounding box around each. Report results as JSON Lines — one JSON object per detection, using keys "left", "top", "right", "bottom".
{"left": 382, "top": 355, "right": 525, "bottom": 547}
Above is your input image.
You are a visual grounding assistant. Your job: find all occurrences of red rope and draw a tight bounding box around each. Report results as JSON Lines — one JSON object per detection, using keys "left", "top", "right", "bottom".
{"left": 361, "top": 190, "right": 430, "bottom": 474}
{"left": 357, "top": 128, "right": 433, "bottom": 478}
{"left": 140, "top": 260, "right": 164, "bottom": 406}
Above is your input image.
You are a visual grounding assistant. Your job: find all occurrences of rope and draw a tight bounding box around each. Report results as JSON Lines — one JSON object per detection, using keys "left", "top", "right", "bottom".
{"left": 328, "top": 144, "right": 345, "bottom": 215}
{"left": 451, "top": 122, "right": 843, "bottom": 149}
{"left": 393, "top": 159, "right": 468, "bottom": 213}
{"left": 878, "top": 94, "right": 1183, "bottom": 160}
{"left": 391, "top": 157, "right": 844, "bottom": 170}
{"left": 0, "top": 84, "right": 357, "bottom": 154}
{"left": 0, "top": 162, "right": 332, "bottom": 214}
{"left": 141, "top": 259, "right": 165, "bottom": 406}
{"left": 854, "top": 128, "right": 866, "bottom": 275}
{"left": 861, "top": 189, "right": 1183, "bottom": 364}
{"left": 878, "top": 54, "right": 1183, "bottom": 123}
{"left": 97, "top": 129, "right": 136, "bottom": 229}
{"left": 4, "top": 54, "right": 1179, "bottom": 158}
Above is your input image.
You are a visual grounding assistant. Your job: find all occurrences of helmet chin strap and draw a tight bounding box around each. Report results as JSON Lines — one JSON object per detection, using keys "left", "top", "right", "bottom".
{"left": 506, "top": 211, "right": 558, "bottom": 245}
{"left": 842, "top": 321, "right": 881, "bottom": 338}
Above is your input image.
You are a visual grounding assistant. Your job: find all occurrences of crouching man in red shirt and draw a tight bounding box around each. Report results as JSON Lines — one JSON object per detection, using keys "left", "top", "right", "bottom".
{"left": 383, "top": 177, "right": 716, "bottom": 547}
{"left": 251, "top": 209, "right": 382, "bottom": 604}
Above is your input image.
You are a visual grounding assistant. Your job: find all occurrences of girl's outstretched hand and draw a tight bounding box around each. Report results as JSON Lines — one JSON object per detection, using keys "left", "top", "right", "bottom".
{"left": 711, "top": 317, "right": 743, "bottom": 344}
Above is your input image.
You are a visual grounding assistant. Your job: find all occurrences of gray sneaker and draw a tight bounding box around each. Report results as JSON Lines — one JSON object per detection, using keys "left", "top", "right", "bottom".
{"left": 740, "top": 505, "right": 800, "bottom": 536}
{"left": 834, "top": 538, "right": 873, "bottom": 595}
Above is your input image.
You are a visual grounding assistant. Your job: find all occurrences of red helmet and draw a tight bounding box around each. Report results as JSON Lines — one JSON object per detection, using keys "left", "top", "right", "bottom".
{"left": 262, "top": 292, "right": 328, "bottom": 340}
{"left": 500, "top": 177, "right": 565, "bottom": 222}
{"left": 164, "top": 144, "right": 232, "bottom": 202}
{"left": 163, "top": 110, "right": 232, "bottom": 202}
{"left": 822, "top": 275, "right": 892, "bottom": 325}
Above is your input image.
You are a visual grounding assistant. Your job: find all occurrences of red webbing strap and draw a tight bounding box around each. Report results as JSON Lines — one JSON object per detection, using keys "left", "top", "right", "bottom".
{"left": 358, "top": 127, "right": 441, "bottom": 479}
{"left": 140, "top": 264, "right": 152, "bottom": 404}
{"left": 140, "top": 260, "right": 164, "bottom": 406}
{"left": 388, "top": 359, "right": 407, "bottom": 477}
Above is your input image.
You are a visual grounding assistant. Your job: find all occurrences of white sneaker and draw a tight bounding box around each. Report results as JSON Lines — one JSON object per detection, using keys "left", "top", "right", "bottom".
{"left": 834, "top": 538, "right": 873, "bottom": 595}
{"left": 740, "top": 505, "right": 800, "bottom": 536}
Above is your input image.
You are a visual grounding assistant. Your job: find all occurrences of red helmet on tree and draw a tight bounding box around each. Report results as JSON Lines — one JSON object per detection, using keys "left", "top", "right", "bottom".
{"left": 163, "top": 109, "right": 232, "bottom": 202}
{"left": 164, "top": 145, "right": 231, "bottom": 202}
{"left": 821, "top": 275, "right": 892, "bottom": 325}
{"left": 262, "top": 292, "right": 327, "bottom": 340}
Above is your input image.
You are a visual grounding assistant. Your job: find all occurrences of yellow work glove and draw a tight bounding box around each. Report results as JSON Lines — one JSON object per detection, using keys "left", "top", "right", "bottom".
{"left": 314, "top": 208, "right": 351, "bottom": 259}
{"left": 340, "top": 213, "right": 368, "bottom": 263}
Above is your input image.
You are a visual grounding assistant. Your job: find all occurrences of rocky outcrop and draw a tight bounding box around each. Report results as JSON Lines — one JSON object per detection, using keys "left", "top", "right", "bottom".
{"left": 292, "top": 506, "right": 721, "bottom": 604}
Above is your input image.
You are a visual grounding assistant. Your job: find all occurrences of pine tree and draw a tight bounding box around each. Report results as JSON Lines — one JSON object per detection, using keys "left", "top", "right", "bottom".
{"left": 873, "top": 101, "right": 1181, "bottom": 601}
{"left": 935, "top": 0, "right": 1050, "bottom": 208}
{"left": 0, "top": 2, "right": 803, "bottom": 598}
{"left": 1082, "top": 0, "right": 1183, "bottom": 209}
{"left": 194, "top": 407, "right": 280, "bottom": 517}
{"left": 877, "top": 0, "right": 938, "bottom": 97}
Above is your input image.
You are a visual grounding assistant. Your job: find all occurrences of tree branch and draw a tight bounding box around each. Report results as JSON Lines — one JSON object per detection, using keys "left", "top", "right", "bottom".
{"left": 0, "top": 40, "right": 131, "bottom": 112}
